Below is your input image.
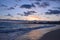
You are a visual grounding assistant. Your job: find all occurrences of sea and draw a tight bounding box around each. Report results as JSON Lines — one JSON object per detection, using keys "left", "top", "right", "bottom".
{"left": 0, "top": 22, "right": 60, "bottom": 40}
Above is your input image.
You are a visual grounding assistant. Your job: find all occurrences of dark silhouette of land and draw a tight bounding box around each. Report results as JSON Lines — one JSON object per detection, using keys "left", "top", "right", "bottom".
{"left": 0, "top": 19, "right": 60, "bottom": 24}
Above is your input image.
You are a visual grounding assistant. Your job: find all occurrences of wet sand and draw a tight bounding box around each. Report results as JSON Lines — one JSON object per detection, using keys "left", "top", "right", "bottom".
{"left": 15, "top": 25, "right": 60, "bottom": 40}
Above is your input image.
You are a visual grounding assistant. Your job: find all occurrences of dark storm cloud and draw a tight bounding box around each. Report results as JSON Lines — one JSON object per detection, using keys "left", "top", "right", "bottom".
{"left": 20, "top": 4, "right": 35, "bottom": 9}
{"left": 45, "top": 9, "right": 60, "bottom": 14}
{"left": 7, "top": 7, "right": 15, "bottom": 10}
{"left": 24, "top": 11, "right": 37, "bottom": 16}
{"left": 40, "top": 2, "right": 50, "bottom": 8}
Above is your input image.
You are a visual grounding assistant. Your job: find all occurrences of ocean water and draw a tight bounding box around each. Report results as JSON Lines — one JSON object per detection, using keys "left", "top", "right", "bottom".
{"left": 0, "top": 22, "right": 60, "bottom": 40}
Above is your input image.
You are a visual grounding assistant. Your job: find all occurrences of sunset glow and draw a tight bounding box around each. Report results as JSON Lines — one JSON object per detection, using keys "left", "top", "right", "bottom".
{"left": 26, "top": 15, "right": 48, "bottom": 21}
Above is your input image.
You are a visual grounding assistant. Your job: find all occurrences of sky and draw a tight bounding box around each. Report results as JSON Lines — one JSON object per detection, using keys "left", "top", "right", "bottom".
{"left": 0, "top": 0, "right": 60, "bottom": 21}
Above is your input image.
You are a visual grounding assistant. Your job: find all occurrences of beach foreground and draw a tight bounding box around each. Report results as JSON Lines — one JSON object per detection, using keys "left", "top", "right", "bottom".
{"left": 0, "top": 23, "right": 60, "bottom": 40}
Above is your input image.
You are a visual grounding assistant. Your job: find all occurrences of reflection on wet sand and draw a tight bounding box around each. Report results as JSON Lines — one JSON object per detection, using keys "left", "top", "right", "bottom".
{"left": 15, "top": 25, "right": 60, "bottom": 40}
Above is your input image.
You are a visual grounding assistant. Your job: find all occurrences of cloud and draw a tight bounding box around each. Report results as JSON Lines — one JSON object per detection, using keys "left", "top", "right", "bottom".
{"left": 0, "top": 4, "right": 8, "bottom": 7}
{"left": 50, "top": 0, "right": 60, "bottom": 1}
{"left": 15, "top": 0, "right": 21, "bottom": 2}
{"left": 35, "top": 2, "right": 40, "bottom": 6}
{"left": 53, "top": 7, "right": 60, "bottom": 9}
{"left": 35, "top": 0, "right": 41, "bottom": 1}
{"left": 5, "top": 14, "right": 13, "bottom": 17}
{"left": 40, "top": 2, "right": 50, "bottom": 8}
{"left": 7, "top": 7, "right": 15, "bottom": 10}
{"left": 20, "top": 4, "right": 35, "bottom": 9}
{"left": 35, "top": 2, "right": 50, "bottom": 8}
{"left": 24, "top": 11, "right": 37, "bottom": 16}
{"left": 29, "top": 0, "right": 41, "bottom": 1}
{"left": 17, "top": 13, "right": 23, "bottom": 16}
{"left": 45, "top": 9, "right": 60, "bottom": 14}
